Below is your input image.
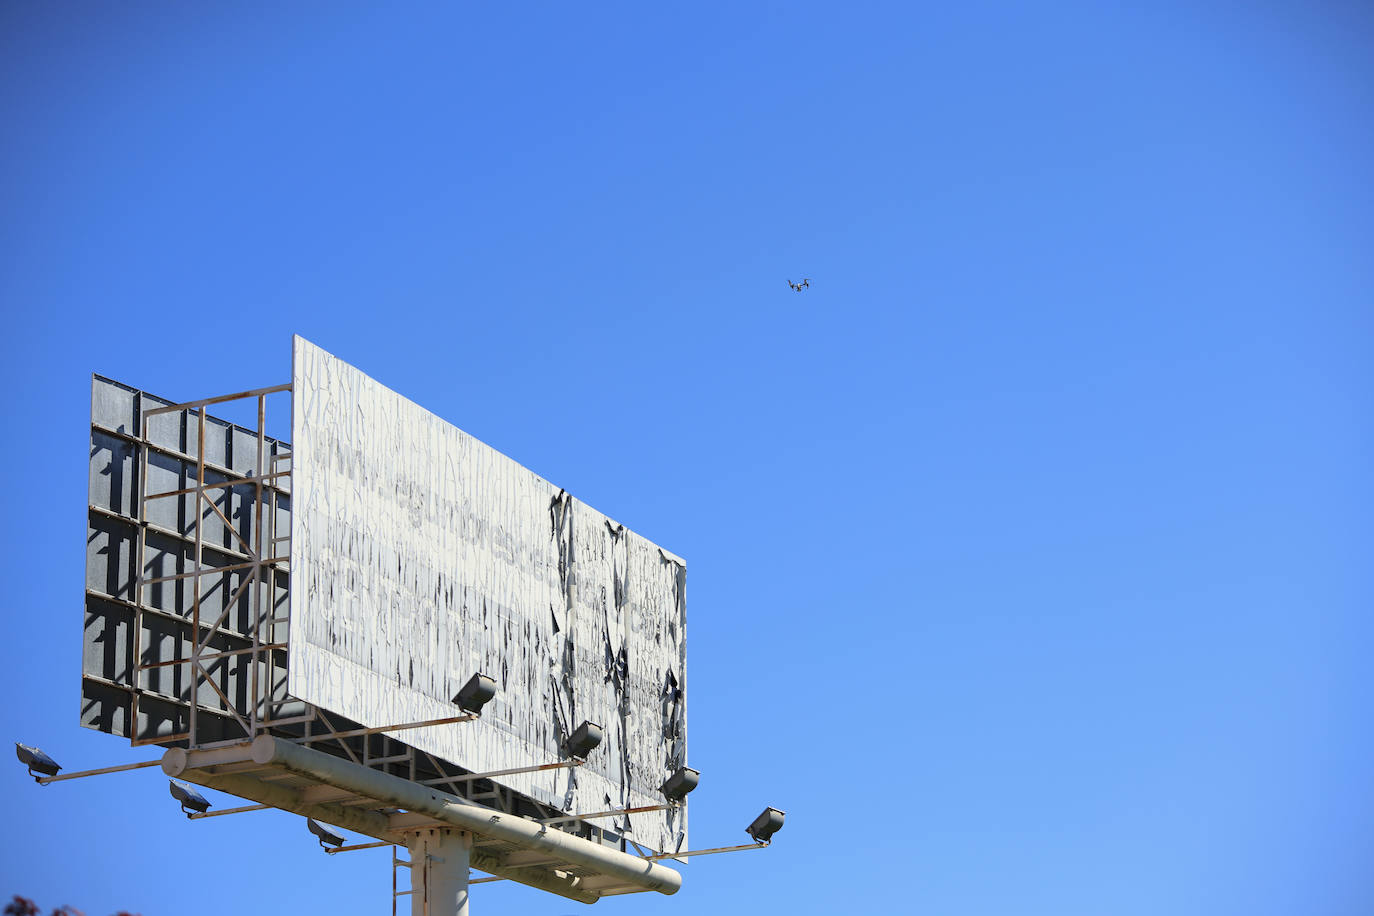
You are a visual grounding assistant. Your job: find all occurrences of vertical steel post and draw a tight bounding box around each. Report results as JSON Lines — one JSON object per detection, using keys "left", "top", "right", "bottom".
{"left": 406, "top": 829, "right": 471, "bottom": 916}
{"left": 131, "top": 393, "right": 148, "bottom": 742}
{"left": 191, "top": 407, "right": 205, "bottom": 746}
{"left": 251, "top": 393, "right": 265, "bottom": 735}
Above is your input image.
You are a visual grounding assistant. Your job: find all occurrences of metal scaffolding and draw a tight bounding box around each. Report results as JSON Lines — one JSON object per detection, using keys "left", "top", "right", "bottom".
{"left": 132, "top": 383, "right": 293, "bottom": 750}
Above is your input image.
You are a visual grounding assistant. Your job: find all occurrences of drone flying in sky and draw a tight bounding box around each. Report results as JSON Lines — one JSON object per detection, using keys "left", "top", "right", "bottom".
{"left": 787, "top": 278, "right": 811, "bottom": 291}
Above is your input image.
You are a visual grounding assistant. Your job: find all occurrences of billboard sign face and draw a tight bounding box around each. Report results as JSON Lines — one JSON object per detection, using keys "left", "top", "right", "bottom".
{"left": 289, "top": 337, "right": 688, "bottom": 851}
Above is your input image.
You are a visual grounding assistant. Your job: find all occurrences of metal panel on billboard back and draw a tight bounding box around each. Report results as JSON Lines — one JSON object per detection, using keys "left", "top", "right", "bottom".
{"left": 290, "top": 336, "right": 688, "bottom": 852}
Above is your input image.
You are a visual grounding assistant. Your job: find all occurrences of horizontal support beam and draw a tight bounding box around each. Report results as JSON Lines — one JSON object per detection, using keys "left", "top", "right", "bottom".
{"left": 539, "top": 803, "right": 669, "bottom": 826}
{"left": 144, "top": 470, "right": 291, "bottom": 501}
{"left": 189, "top": 803, "right": 272, "bottom": 819}
{"left": 83, "top": 673, "right": 270, "bottom": 727}
{"left": 142, "top": 383, "right": 292, "bottom": 418}
{"left": 295, "top": 714, "right": 476, "bottom": 744}
{"left": 90, "top": 425, "right": 292, "bottom": 501}
{"left": 138, "top": 643, "right": 286, "bottom": 671}
{"left": 643, "top": 842, "right": 769, "bottom": 861}
{"left": 361, "top": 752, "right": 413, "bottom": 766}
{"left": 37, "top": 759, "right": 162, "bottom": 785}
{"left": 87, "top": 507, "right": 291, "bottom": 574}
{"left": 426, "top": 758, "right": 581, "bottom": 785}
{"left": 325, "top": 841, "right": 393, "bottom": 855}
{"left": 142, "top": 557, "right": 288, "bottom": 585}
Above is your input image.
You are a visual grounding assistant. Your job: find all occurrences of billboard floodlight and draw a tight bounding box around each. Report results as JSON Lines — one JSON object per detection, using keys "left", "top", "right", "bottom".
{"left": 307, "top": 818, "right": 346, "bottom": 850}
{"left": 746, "top": 807, "right": 786, "bottom": 844}
{"left": 565, "top": 721, "right": 603, "bottom": 760}
{"left": 15, "top": 743, "right": 61, "bottom": 782}
{"left": 660, "top": 766, "right": 700, "bottom": 803}
{"left": 169, "top": 780, "right": 211, "bottom": 817}
{"left": 452, "top": 673, "right": 497, "bottom": 716}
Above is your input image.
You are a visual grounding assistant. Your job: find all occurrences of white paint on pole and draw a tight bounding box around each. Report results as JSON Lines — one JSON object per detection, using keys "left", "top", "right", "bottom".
{"left": 410, "top": 829, "right": 471, "bottom": 916}
{"left": 289, "top": 336, "right": 687, "bottom": 852}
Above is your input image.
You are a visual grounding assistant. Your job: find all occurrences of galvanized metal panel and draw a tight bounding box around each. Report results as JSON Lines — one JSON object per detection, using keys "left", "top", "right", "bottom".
{"left": 289, "top": 336, "right": 688, "bottom": 851}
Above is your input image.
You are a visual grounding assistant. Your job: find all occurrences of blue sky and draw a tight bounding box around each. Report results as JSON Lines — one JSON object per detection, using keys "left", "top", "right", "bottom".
{"left": 2, "top": 3, "right": 1371, "bottom": 914}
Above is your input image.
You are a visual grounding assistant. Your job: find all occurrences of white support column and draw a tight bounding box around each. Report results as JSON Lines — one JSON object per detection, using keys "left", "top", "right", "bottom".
{"left": 408, "top": 828, "right": 471, "bottom": 916}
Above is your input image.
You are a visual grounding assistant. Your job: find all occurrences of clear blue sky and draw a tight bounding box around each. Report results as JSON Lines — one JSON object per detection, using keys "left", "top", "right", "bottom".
{"left": 2, "top": 3, "right": 1371, "bottom": 915}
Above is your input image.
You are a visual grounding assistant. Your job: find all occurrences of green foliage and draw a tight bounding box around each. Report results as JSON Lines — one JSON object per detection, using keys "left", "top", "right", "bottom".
{"left": 5, "top": 896, "right": 139, "bottom": 916}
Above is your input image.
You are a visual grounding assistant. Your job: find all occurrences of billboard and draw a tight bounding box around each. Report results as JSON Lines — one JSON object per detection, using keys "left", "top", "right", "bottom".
{"left": 289, "top": 337, "right": 688, "bottom": 852}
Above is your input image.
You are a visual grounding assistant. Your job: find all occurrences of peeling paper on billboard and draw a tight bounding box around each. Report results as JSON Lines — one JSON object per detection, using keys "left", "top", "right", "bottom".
{"left": 289, "top": 336, "right": 688, "bottom": 851}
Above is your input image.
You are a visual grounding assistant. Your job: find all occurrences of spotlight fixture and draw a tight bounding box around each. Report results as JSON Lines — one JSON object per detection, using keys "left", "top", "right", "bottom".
{"left": 660, "top": 766, "right": 700, "bottom": 803}
{"left": 15, "top": 743, "right": 61, "bottom": 782}
{"left": 565, "top": 721, "right": 603, "bottom": 760}
{"left": 746, "top": 807, "right": 786, "bottom": 844}
{"left": 169, "top": 781, "right": 211, "bottom": 817}
{"left": 307, "top": 818, "right": 345, "bottom": 850}
{"left": 451, "top": 673, "right": 497, "bottom": 716}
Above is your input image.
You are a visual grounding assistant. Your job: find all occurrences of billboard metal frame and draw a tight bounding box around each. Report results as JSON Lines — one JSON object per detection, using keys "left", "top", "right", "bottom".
{"left": 61, "top": 358, "right": 788, "bottom": 915}
{"left": 82, "top": 372, "right": 707, "bottom": 911}
{"left": 131, "top": 382, "right": 293, "bottom": 749}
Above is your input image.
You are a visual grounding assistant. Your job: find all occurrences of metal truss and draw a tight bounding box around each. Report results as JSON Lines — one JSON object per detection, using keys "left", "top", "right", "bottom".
{"left": 131, "top": 383, "right": 293, "bottom": 749}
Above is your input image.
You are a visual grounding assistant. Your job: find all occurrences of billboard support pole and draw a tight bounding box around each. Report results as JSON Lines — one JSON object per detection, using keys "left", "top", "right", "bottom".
{"left": 407, "top": 828, "right": 471, "bottom": 916}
